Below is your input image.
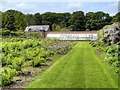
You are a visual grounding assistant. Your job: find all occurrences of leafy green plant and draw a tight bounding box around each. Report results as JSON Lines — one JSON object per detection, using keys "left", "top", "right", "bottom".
{"left": 32, "top": 57, "right": 45, "bottom": 67}
{"left": 12, "top": 57, "right": 25, "bottom": 71}
{"left": 2, "top": 67, "right": 17, "bottom": 86}
{"left": 2, "top": 37, "right": 73, "bottom": 86}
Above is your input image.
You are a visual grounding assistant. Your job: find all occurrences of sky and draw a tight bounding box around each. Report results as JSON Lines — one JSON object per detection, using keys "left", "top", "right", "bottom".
{"left": 0, "top": 0, "right": 119, "bottom": 16}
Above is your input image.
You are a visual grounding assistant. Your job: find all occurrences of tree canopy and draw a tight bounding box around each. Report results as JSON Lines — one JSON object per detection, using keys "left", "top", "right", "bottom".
{"left": 1, "top": 9, "right": 118, "bottom": 31}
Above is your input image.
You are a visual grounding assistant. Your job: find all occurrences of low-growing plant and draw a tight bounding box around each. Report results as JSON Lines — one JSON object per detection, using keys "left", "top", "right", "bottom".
{"left": 32, "top": 57, "right": 45, "bottom": 67}
{"left": 12, "top": 57, "right": 25, "bottom": 71}
{"left": 2, "top": 37, "right": 74, "bottom": 86}
{"left": 2, "top": 67, "right": 17, "bottom": 86}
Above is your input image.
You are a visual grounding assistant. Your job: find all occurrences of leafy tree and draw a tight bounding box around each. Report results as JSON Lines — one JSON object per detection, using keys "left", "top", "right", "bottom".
{"left": 111, "top": 12, "right": 120, "bottom": 23}
{"left": 1, "top": 9, "right": 114, "bottom": 32}
{"left": 2, "top": 10, "right": 27, "bottom": 31}
{"left": 52, "top": 24, "right": 61, "bottom": 31}
{"left": 3, "top": 10, "right": 16, "bottom": 31}
{"left": 68, "top": 11, "right": 85, "bottom": 31}
{"left": 5, "top": 15, "right": 15, "bottom": 31}
{"left": 25, "top": 14, "right": 36, "bottom": 26}
{"left": 86, "top": 12, "right": 95, "bottom": 20}
{"left": 34, "top": 13, "right": 42, "bottom": 25}
{"left": 85, "top": 11, "right": 112, "bottom": 30}
{"left": 14, "top": 11, "right": 27, "bottom": 31}
{"left": 56, "top": 13, "right": 71, "bottom": 27}
{"left": 41, "top": 12, "right": 57, "bottom": 25}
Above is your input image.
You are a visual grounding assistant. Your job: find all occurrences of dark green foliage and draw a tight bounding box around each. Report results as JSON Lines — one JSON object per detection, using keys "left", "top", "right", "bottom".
{"left": 111, "top": 12, "right": 120, "bottom": 23}
{"left": 68, "top": 11, "right": 85, "bottom": 31}
{"left": 105, "top": 45, "right": 119, "bottom": 73}
{"left": 25, "top": 14, "right": 35, "bottom": 26}
{"left": 41, "top": 12, "right": 57, "bottom": 25}
{"left": 105, "top": 45, "right": 119, "bottom": 57}
{"left": 34, "top": 13, "right": 42, "bottom": 25}
{"left": 0, "top": 29, "right": 10, "bottom": 36}
{"left": 5, "top": 15, "right": 15, "bottom": 31}
{"left": 2, "top": 10, "right": 27, "bottom": 31}
{"left": 85, "top": 11, "right": 112, "bottom": 30}
{"left": 1, "top": 9, "right": 116, "bottom": 32}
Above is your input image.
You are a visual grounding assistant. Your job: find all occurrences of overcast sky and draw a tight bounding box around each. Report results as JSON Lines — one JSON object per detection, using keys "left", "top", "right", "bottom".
{"left": 0, "top": 0, "right": 119, "bottom": 16}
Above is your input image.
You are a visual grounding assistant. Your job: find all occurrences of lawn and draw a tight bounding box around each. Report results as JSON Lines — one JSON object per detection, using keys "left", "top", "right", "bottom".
{"left": 27, "top": 42, "right": 118, "bottom": 88}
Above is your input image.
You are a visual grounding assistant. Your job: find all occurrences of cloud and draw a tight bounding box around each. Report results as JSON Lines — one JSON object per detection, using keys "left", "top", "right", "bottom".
{"left": 1, "top": 0, "right": 119, "bottom": 2}
{"left": 1, "top": 1, "right": 119, "bottom": 15}
{"left": 67, "top": 2, "right": 83, "bottom": 12}
{"left": 105, "top": 2, "right": 118, "bottom": 15}
{"left": 16, "top": 2, "right": 26, "bottom": 7}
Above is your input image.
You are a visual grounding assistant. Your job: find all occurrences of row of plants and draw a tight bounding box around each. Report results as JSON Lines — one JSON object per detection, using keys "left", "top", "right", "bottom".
{"left": 1, "top": 29, "right": 44, "bottom": 39}
{"left": 90, "top": 41, "right": 119, "bottom": 74}
{"left": 89, "top": 23, "right": 120, "bottom": 74}
{"left": 44, "top": 41, "right": 72, "bottom": 55}
{"left": 1, "top": 37, "right": 74, "bottom": 86}
{"left": 104, "top": 44, "right": 119, "bottom": 73}
{"left": 1, "top": 38, "right": 49, "bottom": 85}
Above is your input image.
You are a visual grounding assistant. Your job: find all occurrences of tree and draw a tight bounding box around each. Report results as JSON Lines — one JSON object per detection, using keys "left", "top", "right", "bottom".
{"left": 3, "top": 10, "right": 16, "bottom": 31}
{"left": 2, "top": 10, "right": 27, "bottom": 31}
{"left": 68, "top": 11, "right": 85, "bottom": 31}
{"left": 14, "top": 11, "right": 27, "bottom": 31}
{"left": 85, "top": 11, "right": 112, "bottom": 30}
{"left": 41, "top": 12, "right": 57, "bottom": 25}
{"left": 5, "top": 15, "right": 15, "bottom": 31}
{"left": 41, "top": 12, "right": 58, "bottom": 30}
{"left": 56, "top": 13, "right": 71, "bottom": 27}
{"left": 52, "top": 24, "right": 61, "bottom": 31}
{"left": 34, "top": 13, "right": 42, "bottom": 25}
{"left": 111, "top": 12, "right": 120, "bottom": 23}
{"left": 86, "top": 12, "right": 95, "bottom": 20}
{"left": 1, "top": 9, "right": 113, "bottom": 32}
{"left": 25, "top": 14, "right": 36, "bottom": 26}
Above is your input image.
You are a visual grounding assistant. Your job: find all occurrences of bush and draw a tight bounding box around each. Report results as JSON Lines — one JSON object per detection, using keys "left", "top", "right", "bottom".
{"left": 12, "top": 57, "right": 25, "bottom": 71}
{"left": 104, "top": 44, "right": 119, "bottom": 74}
{"left": 24, "top": 32, "right": 43, "bottom": 38}
{"left": 32, "top": 57, "right": 45, "bottom": 67}
{"left": 105, "top": 45, "right": 119, "bottom": 57}
{"left": 2, "top": 67, "right": 17, "bottom": 86}
{"left": 1, "top": 29, "right": 11, "bottom": 36}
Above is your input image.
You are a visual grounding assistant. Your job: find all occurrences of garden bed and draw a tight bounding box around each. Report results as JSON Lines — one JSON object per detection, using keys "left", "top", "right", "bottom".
{"left": 1, "top": 37, "right": 75, "bottom": 88}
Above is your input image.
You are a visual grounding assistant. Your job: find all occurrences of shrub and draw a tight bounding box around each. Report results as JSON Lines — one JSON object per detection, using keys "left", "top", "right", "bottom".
{"left": 106, "top": 45, "right": 119, "bottom": 57}
{"left": 104, "top": 44, "right": 119, "bottom": 74}
{"left": 2, "top": 67, "right": 17, "bottom": 86}
{"left": 12, "top": 57, "right": 25, "bottom": 71}
{"left": 32, "top": 57, "right": 45, "bottom": 67}
{"left": 1, "top": 29, "right": 11, "bottom": 36}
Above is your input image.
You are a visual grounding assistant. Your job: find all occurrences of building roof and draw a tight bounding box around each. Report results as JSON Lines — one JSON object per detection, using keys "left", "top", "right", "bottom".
{"left": 25, "top": 25, "right": 50, "bottom": 32}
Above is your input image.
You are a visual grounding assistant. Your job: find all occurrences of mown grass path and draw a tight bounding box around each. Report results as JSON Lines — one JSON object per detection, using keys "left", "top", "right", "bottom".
{"left": 27, "top": 42, "right": 118, "bottom": 88}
